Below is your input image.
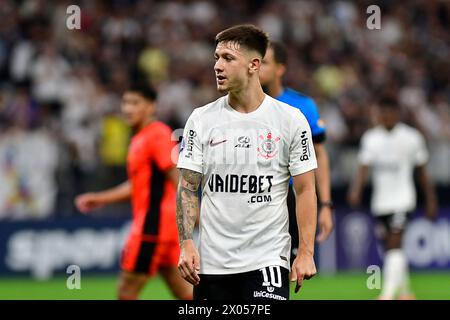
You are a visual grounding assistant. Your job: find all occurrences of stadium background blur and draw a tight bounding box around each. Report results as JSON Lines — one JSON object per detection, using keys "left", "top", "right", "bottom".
{"left": 0, "top": 0, "right": 449, "bottom": 299}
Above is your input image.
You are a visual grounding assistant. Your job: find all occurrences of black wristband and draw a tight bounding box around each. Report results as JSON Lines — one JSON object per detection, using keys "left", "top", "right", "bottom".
{"left": 320, "top": 201, "right": 334, "bottom": 209}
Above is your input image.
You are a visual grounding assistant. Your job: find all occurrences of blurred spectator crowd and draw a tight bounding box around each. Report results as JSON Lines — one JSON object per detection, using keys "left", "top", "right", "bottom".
{"left": 0, "top": 0, "right": 449, "bottom": 219}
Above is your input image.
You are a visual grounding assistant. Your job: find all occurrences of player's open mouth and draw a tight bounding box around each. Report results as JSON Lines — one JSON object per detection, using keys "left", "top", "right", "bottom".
{"left": 216, "top": 75, "right": 226, "bottom": 84}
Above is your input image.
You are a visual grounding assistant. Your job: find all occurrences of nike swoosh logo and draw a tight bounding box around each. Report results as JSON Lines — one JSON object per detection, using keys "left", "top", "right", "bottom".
{"left": 209, "top": 139, "right": 227, "bottom": 146}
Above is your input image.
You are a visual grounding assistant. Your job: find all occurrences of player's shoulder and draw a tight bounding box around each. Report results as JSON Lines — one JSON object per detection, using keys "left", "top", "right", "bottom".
{"left": 267, "top": 94, "right": 308, "bottom": 124}
{"left": 364, "top": 125, "right": 381, "bottom": 135}
{"left": 284, "top": 88, "right": 315, "bottom": 102}
{"left": 283, "top": 88, "right": 317, "bottom": 109}
{"left": 268, "top": 94, "right": 302, "bottom": 115}
{"left": 190, "top": 95, "right": 226, "bottom": 120}
{"left": 146, "top": 120, "right": 171, "bottom": 133}
{"left": 397, "top": 122, "right": 422, "bottom": 137}
{"left": 138, "top": 121, "right": 173, "bottom": 144}
{"left": 361, "top": 125, "right": 383, "bottom": 142}
{"left": 396, "top": 123, "right": 427, "bottom": 147}
{"left": 151, "top": 120, "right": 171, "bottom": 130}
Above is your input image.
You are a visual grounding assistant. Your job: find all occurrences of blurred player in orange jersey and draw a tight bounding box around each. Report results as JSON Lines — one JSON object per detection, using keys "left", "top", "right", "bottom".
{"left": 75, "top": 82, "right": 192, "bottom": 300}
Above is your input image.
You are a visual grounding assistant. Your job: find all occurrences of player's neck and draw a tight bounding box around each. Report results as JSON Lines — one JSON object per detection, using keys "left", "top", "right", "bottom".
{"left": 228, "top": 84, "right": 265, "bottom": 113}
{"left": 383, "top": 122, "right": 399, "bottom": 131}
{"left": 135, "top": 117, "right": 155, "bottom": 132}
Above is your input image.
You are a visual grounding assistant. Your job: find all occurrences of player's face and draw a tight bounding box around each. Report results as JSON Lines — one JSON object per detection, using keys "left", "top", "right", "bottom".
{"left": 378, "top": 106, "right": 400, "bottom": 129}
{"left": 121, "top": 92, "right": 154, "bottom": 127}
{"left": 259, "top": 47, "right": 278, "bottom": 86}
{"left": 214, "top": 41, "right": 252, "bottom": 93}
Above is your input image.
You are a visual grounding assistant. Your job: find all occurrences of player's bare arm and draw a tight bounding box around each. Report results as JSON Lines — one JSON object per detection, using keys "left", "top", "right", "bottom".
{"left": 176, "top": 168, "right": 202, "bottom": 285}
{"left": 416, "top": 165, "right": 438, "bottom": 220}
{"left": 313, "top": 142, "right": 334, "bottom": 242}
{"left": 166, "top": 166, "right": 180, "bottom": 188}
{"left": 75, "top": 181, "right": 131, "bottom": 213}
{"left": 291, "top": 170, "right": 317, "bottom": 293}
{"left": 177, "top": 168, "right": 201, "bottom": 240}
{"left": 348, "top": 165, "right": 370, "bottom": 208}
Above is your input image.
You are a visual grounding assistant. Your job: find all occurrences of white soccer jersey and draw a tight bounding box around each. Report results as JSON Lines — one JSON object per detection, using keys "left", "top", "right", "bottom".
{"left": 358, "top": 123, "right": 429, "bottom": 216}
{"left": 177, "top": 94, "right": 317, "bottom": 274}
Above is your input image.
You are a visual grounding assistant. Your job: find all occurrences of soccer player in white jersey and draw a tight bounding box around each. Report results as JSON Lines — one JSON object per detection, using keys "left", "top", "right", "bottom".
{"left": 348, "top": 96, "right": 438, "bottom": 300}
{"left": 176, "top": 24, "right": 318, "bottom": 300}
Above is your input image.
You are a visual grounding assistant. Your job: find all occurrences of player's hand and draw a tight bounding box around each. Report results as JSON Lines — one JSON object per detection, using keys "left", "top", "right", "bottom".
{"left": 316, "top": 206, "right": 334, "bottom": 243}
{"left": 178, "top": 239, "right": 201, "bottom": 286}
{"left": 425, "top": 198, "right": 438, "bottom": 221}
{"left": 347, "top": 190, "right": 360, "bottom": 208}
{"left": 291, "top": 253, "right": 316, "bottom": 293}
{"left": 74, "top": 193, "right": 104, "bottom": 213}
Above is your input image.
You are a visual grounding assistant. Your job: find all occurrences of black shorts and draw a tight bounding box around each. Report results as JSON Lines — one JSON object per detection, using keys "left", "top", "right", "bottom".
{"left": 375, "top": 211, "right": 411, "bottom": 237}
{"left": 193, "top": 266, "right": 290, "bottom": 301}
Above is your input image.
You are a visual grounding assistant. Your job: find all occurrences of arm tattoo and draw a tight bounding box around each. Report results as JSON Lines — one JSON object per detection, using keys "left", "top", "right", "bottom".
{"left": 176, "top": 169, "right": 202, "bottom": 242}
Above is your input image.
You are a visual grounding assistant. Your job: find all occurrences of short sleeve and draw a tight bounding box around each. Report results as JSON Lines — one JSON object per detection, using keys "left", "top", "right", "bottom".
{"left": 413, "top": 132, "right": 429, "bottom": 166}
{"left": 150, "top": 124, "right": 178, "bottom": 171}
{"left": 288, "top": 109, "right": 318, "bottom": 176}
{"left": 358, "top": 133, "right": 375, "bottom": 165}
{"left": 177, "top": 112, "right": 203, "bottom": 173}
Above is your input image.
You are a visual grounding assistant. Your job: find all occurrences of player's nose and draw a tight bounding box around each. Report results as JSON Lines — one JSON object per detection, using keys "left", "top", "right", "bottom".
{"left": 214, "top": 59, "right": 224, "bottom": 73}
{"left": 121, "top": 105, "right": 133, "bottom": 118}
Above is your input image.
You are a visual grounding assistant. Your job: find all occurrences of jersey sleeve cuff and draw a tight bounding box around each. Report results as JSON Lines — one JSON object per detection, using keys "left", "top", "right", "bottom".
{"left": 289, "top": 163, "right": 318, "bottom": 177}
{"left": 176, "top": 162, "right": 203, "bottom": 174}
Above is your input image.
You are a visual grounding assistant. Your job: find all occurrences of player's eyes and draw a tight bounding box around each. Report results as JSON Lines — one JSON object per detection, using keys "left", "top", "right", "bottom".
{"left": 214, "top": 55, "right": 233, "bottom": 62}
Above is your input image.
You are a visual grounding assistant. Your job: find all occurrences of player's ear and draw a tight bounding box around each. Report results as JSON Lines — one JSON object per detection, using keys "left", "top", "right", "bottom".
{"left": 249, "top": 57, "right": 262, "bottom": 75}
{"left": 146, "top": 100, "right": 156, "bottom": 114}
{"left": 276, "top": 64, "right": 286, "bottom": 78}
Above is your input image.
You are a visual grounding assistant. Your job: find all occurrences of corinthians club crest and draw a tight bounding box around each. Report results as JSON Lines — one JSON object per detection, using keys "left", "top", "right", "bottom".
{"left": 257, "top": 131, "right": 280, "bottom": 159}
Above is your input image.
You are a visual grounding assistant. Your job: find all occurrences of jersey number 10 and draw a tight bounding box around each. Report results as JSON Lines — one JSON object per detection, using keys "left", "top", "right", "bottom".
{"left": 259, "top": 266, "right": 282, "bottom": 288}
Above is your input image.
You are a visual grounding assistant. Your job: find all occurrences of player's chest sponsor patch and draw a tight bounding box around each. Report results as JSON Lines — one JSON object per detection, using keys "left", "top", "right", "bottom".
{"left": 205, "top": 128, "right": 284, "bottom": 165}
